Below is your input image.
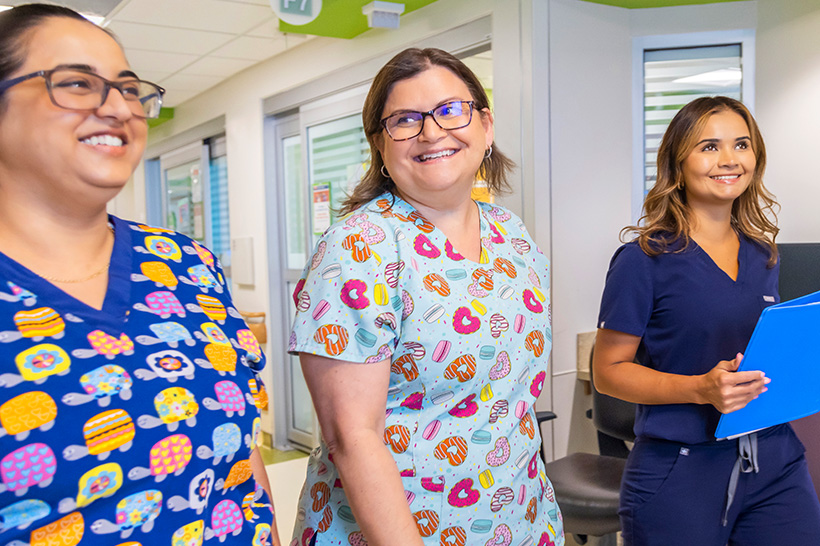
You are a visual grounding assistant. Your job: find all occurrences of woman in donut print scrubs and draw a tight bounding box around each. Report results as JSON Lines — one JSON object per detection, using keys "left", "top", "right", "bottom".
{"left": 289, "top": 48, "right": 563, "bottom": 546}
{"left": 0, "top": 5, "right": 279, "bottom": 545}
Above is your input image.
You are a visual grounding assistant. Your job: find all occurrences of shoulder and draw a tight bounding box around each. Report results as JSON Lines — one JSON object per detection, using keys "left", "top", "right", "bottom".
{"left": 117, "top": 217, "right": 220, "bottom": 271}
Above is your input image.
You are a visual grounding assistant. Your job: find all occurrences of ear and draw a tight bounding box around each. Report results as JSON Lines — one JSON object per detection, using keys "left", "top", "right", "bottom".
{"left": 479, "top": 108, "right": 494, "bottom": 149}
{"left": 374, "top": 133, "right": 385, "bottom": 156}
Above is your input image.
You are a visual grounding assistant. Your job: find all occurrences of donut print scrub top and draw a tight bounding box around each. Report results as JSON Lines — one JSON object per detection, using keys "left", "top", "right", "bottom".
{"left": 289, "top": 195, "right": 564, "bottom": 546}
{"left": 0, "top": 217, "right": 273, "bottom": 546}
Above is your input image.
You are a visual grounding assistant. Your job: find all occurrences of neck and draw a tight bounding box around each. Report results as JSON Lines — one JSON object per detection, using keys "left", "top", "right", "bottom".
{"left": 396, "top": 188, "right": 476, "bottom": 229}
{"left": 688, "top": 203, "right": 735, "bottom": 244}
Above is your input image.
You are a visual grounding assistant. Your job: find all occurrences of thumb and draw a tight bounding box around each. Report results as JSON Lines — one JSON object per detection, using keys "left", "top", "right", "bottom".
{"left": 720, "top": 354, "right": 742, "bottom": 372}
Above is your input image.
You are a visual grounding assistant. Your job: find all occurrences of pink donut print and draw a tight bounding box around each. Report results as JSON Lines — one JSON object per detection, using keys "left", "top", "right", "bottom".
{"left": 340, "top": 279, "right": 369, "bottom": 310}
{"left": 490, "top": 486, "right": 515, "bottom": 512}
{"left": 489, "top": 399, "right": 509, "bottom": 424}
{"left": 413, "top": 234, "right": 441, "bottom": 259}
{"left": 448, "top": 478, "right": 480, "bottom": 508}
{"left": 486, "top": 436, "right": 511, "bottom": 467}
{"left": 523, "top": 289, "right": 543, "bottom": 313}
{"left": 421, "top": 476, "right": 445, "bottom": 493}
{"left": 449, "top": 394, "right": 479, "bottom": 418}
{"left": 488, "top": 223, "right": 505, "bottom": 244}
{"left": 486, "top": 524, "right": 513, "bottom": 546}
{"left": 401, "top": 290, "right": 414, "bottom": 320}
{"left": 384, "top": 260, "right": 405, "bottom": 288}
{"left": 310, "top": 241, "right": 327, "bottom": 270}
{"left": 489, "top": 351, "right": 512, "bottom": 380}
{"left": 489, "top": 313, "right": 509, "bottom": 339}
{"left": 444, "top": 240, "right": 465, "bottom": 261}
{"left": 531, "top": 371, "right": 547, "bottom": 398}
{"left": 453, "top": 307, "right": 481, "bottom": 335}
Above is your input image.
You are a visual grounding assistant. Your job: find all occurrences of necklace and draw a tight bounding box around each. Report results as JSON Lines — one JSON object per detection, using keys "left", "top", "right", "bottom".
{"left": 36, "top": 225, "right": 115, "bottom": 284}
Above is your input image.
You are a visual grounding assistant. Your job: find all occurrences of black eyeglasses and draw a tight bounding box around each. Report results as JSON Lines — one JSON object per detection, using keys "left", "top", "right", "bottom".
{"left": 381, "top": 100, "right": 475, "bottom": 141}
{"left": 0, "top": 67, "right": 165, "bottom": 119}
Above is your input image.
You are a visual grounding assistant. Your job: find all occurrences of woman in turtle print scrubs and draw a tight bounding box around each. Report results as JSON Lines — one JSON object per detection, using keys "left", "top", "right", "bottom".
{"left": 0, "top": 5, "right": 278, "bottom": 545}
{"left": 289, "top": 48, "right": 563, "bottom": 546}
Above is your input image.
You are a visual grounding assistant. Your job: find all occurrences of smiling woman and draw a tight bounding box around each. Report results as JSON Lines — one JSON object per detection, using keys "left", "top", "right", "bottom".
{"left": 287, "top": 48, "right": 563, "bottom": 546}
{"left": 0, "top": 5, "right": 279, "bottom": 545}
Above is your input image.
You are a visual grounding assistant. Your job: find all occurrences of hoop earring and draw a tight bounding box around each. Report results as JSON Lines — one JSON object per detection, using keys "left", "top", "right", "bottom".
{"left": 677, "top": 179, "right": 684, "bottom": 190}
{"left": 484, "top": 146, "right": 493, "bottom": 159}
{"left": 380, "top": 165, "right": 390, "bottom": 179}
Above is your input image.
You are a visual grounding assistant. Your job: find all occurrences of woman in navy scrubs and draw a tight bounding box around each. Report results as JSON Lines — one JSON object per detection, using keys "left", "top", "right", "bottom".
{"left": 594, "top": 96, "right": 820, "bottom": 545}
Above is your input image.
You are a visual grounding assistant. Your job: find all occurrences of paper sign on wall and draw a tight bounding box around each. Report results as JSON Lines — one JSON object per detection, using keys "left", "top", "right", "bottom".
{"left": 312, "top": 182, "right": 331, "bottom": 235}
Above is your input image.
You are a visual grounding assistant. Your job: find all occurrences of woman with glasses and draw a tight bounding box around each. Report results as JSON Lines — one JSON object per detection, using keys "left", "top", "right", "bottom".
{"left": 0, "top": 5, "right": 279, "bottom": 545}
{"left": 289, "top": 48, "right": 563, "bottom": 546}
{"left": 593, "top": 97, "right": 820, "bottom": 545}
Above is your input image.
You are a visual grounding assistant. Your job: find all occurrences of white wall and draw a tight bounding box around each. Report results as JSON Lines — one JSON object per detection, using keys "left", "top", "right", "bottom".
{"left": 755, "top": 0, "right": 820, "bottom": 242}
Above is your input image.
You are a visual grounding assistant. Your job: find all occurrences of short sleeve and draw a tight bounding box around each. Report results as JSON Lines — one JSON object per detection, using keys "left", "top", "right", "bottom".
{"left": 288, "top": 213, "right": 401, "bottom": 363}
{"left": 597, "top": 243, "right": 654, "bottom": 337}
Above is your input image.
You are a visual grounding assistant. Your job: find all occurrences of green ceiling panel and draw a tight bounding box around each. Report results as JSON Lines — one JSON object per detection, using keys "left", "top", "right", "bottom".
{"left": 147, "top": 107, "right": 174, "bottom": 129}
{"left": 278, "top": 0, "right": 439, "bottom": 39}
{"left": 581, "top": 0, "right": 747, "bottom": 8}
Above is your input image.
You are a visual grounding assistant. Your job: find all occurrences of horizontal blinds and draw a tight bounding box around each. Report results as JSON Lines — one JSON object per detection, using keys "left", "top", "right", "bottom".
{"left": 644, "top": 44, "right": 742, "bottom": 192}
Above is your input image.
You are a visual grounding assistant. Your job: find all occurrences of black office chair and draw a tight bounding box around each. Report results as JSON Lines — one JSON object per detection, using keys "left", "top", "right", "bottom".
{"left": 538, "top": 345, "right": 636, "bottom": 545}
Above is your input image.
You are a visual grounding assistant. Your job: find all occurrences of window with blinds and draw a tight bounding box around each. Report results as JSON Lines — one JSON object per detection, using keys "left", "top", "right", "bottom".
{"left": 643, "top": 44, "right": 742, "bottom": 192}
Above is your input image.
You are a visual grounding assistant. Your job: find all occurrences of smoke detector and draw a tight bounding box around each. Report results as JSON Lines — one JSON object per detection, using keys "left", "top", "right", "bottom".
{"left": 362, "top": 1, "right": 405, "bottom": 29}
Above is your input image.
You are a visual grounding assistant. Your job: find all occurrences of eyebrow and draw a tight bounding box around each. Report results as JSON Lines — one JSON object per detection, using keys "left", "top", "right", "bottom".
{"left": 695, "top": 136, "right": 752, "bottom": 146}
{"left": 53, "top": 63, "right": 140, "bottom": 79}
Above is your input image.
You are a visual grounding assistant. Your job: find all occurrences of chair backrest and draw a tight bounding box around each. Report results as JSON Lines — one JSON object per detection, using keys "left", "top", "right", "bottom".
{"left": 590, "top": 344, "right": 637, "bottom": 443}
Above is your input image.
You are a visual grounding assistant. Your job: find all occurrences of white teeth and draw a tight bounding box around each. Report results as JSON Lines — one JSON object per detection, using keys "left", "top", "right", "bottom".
{"left": 82, "top": 135, "right": 124, "bottom": 147}
{"left": 419, "top": 150, "right": 455, "bottom": 161}
{"left": 712, "top": 175, "right": 739, "bottom": 180}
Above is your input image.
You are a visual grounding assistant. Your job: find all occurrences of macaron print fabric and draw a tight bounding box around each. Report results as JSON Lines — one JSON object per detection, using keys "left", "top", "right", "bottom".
{"left": 289, "top": 195, "right": 564, "bottom": 546}
{"left": 0, "top": 217, "right": 272, "bottom": 546}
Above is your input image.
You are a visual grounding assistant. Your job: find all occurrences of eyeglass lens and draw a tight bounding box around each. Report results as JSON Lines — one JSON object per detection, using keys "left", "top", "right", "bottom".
{"left": 49, "top": 69, "right": 162, "bottom": 119}
{"left": 384, "top": 101, "right": 473, "bottom": 140}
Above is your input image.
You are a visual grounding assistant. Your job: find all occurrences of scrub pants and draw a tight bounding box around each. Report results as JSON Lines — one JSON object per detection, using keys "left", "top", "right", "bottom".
{"left": 620, "top": 424, "right": 820, "bottom": 546}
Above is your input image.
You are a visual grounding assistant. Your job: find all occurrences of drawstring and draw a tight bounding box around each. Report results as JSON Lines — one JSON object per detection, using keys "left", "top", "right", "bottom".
{"left": 723, "top": 433, "right": 759, "bottom": 526}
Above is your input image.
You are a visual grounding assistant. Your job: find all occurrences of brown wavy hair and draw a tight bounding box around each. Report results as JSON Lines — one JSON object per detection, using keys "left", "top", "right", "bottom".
{"left": 623, "top": 96, "right": 779, "bottom": 266}
{"left": 338, "top": 47, "right": 515, "bottom": 216}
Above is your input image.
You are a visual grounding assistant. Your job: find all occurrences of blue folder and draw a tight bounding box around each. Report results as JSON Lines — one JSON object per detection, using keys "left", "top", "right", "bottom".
{"left": 715, "top": 289, "right": 820, "bottom": 439}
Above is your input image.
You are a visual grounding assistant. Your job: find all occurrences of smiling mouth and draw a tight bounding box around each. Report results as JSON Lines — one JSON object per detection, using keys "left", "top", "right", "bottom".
{"left": 416, "top": 149, "right": 456, "bottom": 162}
{"left": 711, "top": 174, "right": 741, "bottom": 182}
{"left": 80, "top": 135, "right": 124, "bottom": 147}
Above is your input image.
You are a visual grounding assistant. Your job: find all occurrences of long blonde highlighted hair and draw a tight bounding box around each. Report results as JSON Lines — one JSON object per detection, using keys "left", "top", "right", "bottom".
{"left": 623, "top": 96, "right": 779, "bottom": 266}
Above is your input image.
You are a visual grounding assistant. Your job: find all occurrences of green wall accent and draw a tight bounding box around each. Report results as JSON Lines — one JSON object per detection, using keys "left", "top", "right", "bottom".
{"left": 582, "top": 0, "right": 746, "bottom": 8}
{"left": 279, "top": 0, "right": 439, "bottom": 39}
{"left": 147, "top": 107, "right": 174, "bottom": 129}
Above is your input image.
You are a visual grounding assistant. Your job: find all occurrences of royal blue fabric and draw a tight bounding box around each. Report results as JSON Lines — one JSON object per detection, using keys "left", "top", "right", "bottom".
{"left": 597, "top": 236, "right": 779, "bottom": 444}
{"left": 0, "top": 217, "right": 272, "bottom": 545}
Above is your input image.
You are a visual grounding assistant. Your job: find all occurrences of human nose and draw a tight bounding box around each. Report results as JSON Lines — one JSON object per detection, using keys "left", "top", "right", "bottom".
{"left": 417, "top": 112, "right": 447, "bottom": 141}
{"left": 96, "top": 84, "right": 135, "bottom": 121}
{"left": 718, "top": 146, "right": 738, "bottom": 167}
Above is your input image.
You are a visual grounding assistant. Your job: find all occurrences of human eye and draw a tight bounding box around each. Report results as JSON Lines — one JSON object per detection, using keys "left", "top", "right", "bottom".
{"left": 701, "top": 143, "right": 718, "bottom": 152}
{"left": 391, "top": 113, "right": 421, "bottom": 128}
{"left": 436, "top": 102, "right": 461, "bottom": 118}
{"left": 735, "top": 139, "right": 751, "bottom": 150}
{"left": 52, "top": 72, "right": 96, "bottom": 92}
{"left": 118, "top": 80, "right": 142, "bottom": 100}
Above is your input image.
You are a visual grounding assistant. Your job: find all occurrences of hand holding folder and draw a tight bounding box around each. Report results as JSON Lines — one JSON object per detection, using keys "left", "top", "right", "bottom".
{"left": 715, "top": 289, "right": 820, "bottom": 439}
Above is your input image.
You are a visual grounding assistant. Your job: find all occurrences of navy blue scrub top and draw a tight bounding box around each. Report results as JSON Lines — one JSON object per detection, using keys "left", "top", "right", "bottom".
{"left": 597, "top": 235, "right": 779, "bottom": 444}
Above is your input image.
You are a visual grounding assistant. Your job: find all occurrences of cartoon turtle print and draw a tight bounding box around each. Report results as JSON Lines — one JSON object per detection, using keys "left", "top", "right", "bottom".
{"left": 0, "top": 307, "right": 65, "bottom": 343}
{"left": 90, "top": 489, "right": 162, "bottom": 539}
{"left": 63, "top": 409, "right": 135, "bottom": 462}
{"left": 202, "top": 381, "right": 246, "bottom": 417}
{"left": 172, "top": 520, "right": 204, "bottom": 546}
{"left": 214, "top": 459, "right": 252, "bottom": 494}
{"left": 134, "top": 350, "right": 196, "bottom": 382}
{"left": 0, "top": 443, "right": 56, "bottom": 496}
{"left": 1, "top": 344, "right": 70, "bottom": 388}
{"left": 0, "top": 391, "right": 57, "bottom": 440}
{"left": 166, "top": 468, "right": 215, "bottom": 516}
{"left": 245, "top": 378, "right": 269, "bottom": 411}
{"left": 137, "top": 387, "right": 198, "bottom": 432}
{"left": 179, "top": 264, "right": 221, "bottom": 292}
{"left": 234, "top": 329, "right": 262, "bottom": 363}
{"left": 0, "top": 499, "right": 50, "bottom": 532}
{"left": 142, "top": 235, "right": 182, "bottom": 262}
{"left": 204, "top": 499, "right": 243, "bottom": 542}
{"left": 133, "top": 291, "right": 186, "bottom": 319}
{"left": 0, "top": 280, "right": 36, "bottom": 306}
{"left": 198, "top": 323, "right": 230, "bottom": 346}
{"left": 135, "top": 261, "right": 178, "bottom": 289}
{"left": 186, "top": 294, "right": 226, "bottom": 323}
{"left": 194, "top": 344, "right": 237, "bottom": 377}
{"left": 196, "top": 423, "right": 242, "bottom": 465}
{"left": 62, "top": 365, "right": 133, "bottom": 407}
{"left": 58, "top": 462, "right": 124, "bottom": 512}
{"left": 252, "top": 523, "right": 271, "bottom": 546}
{"left": 127, "top": 434, "right": 192, "bottom": 483}
{"left": 71, "top": 330, "right": 135, "bottom": 360}
{"left": 241, "top": 484, "right": 271, "bottom": 523}
{"left": 134, "top": 322, "right": 196, "bottom": 348}
{"left": 27, "top": 511, "right": 84, "bottom": 546}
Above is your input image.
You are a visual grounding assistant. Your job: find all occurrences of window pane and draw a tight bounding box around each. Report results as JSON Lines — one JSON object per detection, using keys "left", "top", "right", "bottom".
{"left": 164, "top": 160, "right": 203, "bottom": 242}
{"left": 209, "top": 146, "right": 231, "bottom": 282}
{"left": 283, "top": 135, "right": 306, "bottom": 270}
{"left": 644, "top": 44, "right": 742, "bottom": 192}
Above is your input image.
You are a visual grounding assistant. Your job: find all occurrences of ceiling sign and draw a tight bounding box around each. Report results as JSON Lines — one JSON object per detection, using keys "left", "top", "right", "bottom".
{"left": 270, "top": 0, "right": 323, "bottom": 25}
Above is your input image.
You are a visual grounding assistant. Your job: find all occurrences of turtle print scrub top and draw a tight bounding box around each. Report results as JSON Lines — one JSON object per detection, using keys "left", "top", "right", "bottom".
{"left": 289, "top": 195, "right": 564, "bottom": 546}
{"left": 0, "top": 217, "right": 273, "bottom": 546}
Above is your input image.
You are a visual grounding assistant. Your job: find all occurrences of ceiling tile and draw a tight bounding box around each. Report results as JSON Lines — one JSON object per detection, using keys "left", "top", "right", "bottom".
{"left": 123, "top": 48, "right": 200, "bottom": 73}
{"left": 211, "top": 36, "right": 288, "bottom": 61}
{"left": 132, "top": 69, "right": 173, "bottom": 83}
{"left": 183, "top": 56, "right": 257, "bottom": 78}
{"left": 112, "top": 0, "right": 274, "bottom": 33}
{"left": 108, "top": 21, "right": 235, "bottom": 56}
{"left": 246, "top": 17, "right": 281, "bottom": 38}
{"left": 214, "top": 0, "right": 270, "bottom": 5}
{"left": 160, "top": 72, "right": 224, "bottom": 91}
{"left": 161, "top": 88, "right": 199, "bottom": 108}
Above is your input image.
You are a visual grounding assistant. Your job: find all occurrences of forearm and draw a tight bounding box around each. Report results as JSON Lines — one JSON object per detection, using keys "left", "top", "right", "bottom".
{"left": 331, "top": 429, "right": 423, "bottom": 546}
{"left": 250, "top": 448, "right": 282, "bottom": 546}
{"left": 595, "top": 359, "right": 705, "bottom": 405}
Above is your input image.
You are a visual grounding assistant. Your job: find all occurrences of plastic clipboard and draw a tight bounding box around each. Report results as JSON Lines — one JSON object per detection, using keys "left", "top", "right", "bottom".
{"left": 715, "top": 289, "right": 820, "bottom": 439}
